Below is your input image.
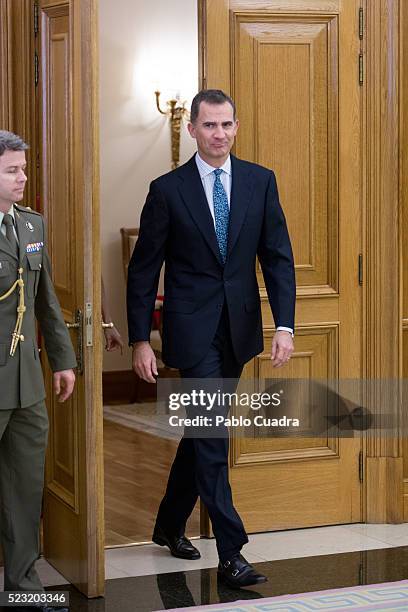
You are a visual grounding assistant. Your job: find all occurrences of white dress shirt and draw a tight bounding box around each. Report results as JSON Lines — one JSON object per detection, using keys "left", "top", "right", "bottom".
{"left": 195, "top": 152, "right": 231, "bottom": 224}
{"left": 194, "top": 153, "right": 293, "bottom": 337}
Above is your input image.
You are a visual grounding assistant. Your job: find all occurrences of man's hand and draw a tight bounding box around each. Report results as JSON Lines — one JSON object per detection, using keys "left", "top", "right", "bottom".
{"left": 104, "top": 326, "right": 124, "bottom": 353}
{"left": 271, "top": 331, "right": 294, "bottom": 368}
{"left": 132, "top": 341, "right": 158, "bottom": 383}
{"left": 53, "top": 369, "right": 76, "bottom": 402}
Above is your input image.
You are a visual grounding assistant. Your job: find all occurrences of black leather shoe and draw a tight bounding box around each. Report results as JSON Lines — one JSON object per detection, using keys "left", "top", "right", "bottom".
{"left": 218, "top": 554, "right": 267, "bottom": 588}
{"left": 152, "top": 524, "right": 201, "bottom": 560}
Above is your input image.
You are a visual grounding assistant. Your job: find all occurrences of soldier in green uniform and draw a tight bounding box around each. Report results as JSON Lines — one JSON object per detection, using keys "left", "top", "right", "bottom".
{"left": 0, "top": 130, "right": 76, "bottom": 611}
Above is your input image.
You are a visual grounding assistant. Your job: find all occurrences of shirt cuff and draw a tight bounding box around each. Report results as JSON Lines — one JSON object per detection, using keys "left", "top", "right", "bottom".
{"left": 276, "top": 326, "right": 294, "bottom": 337}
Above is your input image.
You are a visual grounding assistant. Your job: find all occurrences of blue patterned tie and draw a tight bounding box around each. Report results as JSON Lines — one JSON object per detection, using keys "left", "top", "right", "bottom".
{"left": 213, "top": 168, "right": 229, "bottom": 263}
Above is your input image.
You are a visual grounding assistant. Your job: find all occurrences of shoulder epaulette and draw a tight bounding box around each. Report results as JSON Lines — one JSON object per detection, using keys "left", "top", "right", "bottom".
{"left": 14, "top": 204, "right": 42, "bottom": 216}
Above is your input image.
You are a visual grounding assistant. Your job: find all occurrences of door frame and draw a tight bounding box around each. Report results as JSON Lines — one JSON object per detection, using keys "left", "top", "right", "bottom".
{"left": 363, "top": 0, "right": 404, "bottom": 522}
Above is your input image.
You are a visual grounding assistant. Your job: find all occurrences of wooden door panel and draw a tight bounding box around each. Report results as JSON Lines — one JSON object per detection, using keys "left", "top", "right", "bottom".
{"left": 235, "top": 14, "right": 338, "bottom": 291}
{"left": 44, "top": 10, "right": 73, "bottom": 302}
{"left": 39, "top": 0, "right": 104, "bottom": 596}
{"left": 230, "top": 440, "right": 358, "bottom": 531}
{"left": 41, "top": 3, "right": 78, "bottom": 510}
{"left": 236, "top": 326, "right": 339, "bottom": 459}
{"left": 202, "top": 0, "right": 362, "bottom": 531}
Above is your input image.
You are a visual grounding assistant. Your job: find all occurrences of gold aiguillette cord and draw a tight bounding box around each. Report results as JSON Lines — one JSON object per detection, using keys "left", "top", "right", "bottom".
{"left": 0, "top": 267, "right": 26, "bottom": 356}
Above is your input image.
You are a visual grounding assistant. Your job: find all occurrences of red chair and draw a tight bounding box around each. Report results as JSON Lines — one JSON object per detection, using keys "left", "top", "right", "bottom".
{"left": 120, "top": 227, "right": 164, "bottom": 358}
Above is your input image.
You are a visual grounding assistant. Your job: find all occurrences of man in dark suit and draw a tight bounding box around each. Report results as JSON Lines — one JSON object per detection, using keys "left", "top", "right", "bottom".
{"left": 127, "top": 90, "right": 295, "bottom": 588}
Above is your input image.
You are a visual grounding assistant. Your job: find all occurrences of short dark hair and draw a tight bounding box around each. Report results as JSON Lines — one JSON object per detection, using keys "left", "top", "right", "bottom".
{"left": 0, "top": 130, "right": 29, "bottom": 156}
{"left": 190, "top": 89, "right": 236, "bottom": 123}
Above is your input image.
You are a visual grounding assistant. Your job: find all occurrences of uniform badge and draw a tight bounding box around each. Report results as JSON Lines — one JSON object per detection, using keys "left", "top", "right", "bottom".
{"left": 26, "top": 221, "right": 34, "bottom": 232}
{"left": 26, "top": 242, "right": 44, "bottom": 253}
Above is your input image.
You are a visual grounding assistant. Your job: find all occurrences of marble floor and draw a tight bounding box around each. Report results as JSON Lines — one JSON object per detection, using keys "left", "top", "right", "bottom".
{"left": 1, "top": 523, "right": 408, "bottom": 611}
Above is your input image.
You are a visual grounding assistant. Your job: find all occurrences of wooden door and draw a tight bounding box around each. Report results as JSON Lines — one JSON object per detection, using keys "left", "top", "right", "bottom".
{"left": 402, "top": 0, "right": 408, "bottom": 521}
{"left": 200, "top": 0, "right": 363, "bottom": 531}
{"left": 37, "top": 0, "right": 104, "bottom": 596}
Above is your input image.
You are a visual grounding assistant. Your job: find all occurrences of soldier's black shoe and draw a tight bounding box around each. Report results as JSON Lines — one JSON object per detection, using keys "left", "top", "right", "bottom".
{"left": 217, "top": 554, "right": 267, "bottom": 589}
{"left": 152, "top": 524, "right": 201, "bottom": 560}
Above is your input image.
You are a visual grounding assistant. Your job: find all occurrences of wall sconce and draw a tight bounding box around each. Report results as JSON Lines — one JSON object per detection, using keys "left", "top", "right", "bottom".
{"left": 155, "top": 91, "right": 189, "bottom": 169}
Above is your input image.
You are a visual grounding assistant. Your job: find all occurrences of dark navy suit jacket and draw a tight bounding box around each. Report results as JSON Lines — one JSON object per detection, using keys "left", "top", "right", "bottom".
{"left": 127, "top": 154, "right": 296, "bottom": 370}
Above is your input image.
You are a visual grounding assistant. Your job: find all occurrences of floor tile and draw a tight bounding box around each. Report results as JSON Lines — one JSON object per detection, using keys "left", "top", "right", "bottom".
{"left": 107, "top": 542, "right": 215, "bottom": 576}
{"left": 243, "top": 525, "right": 393, "bottom": 561}
{"left": 341, "top": 522, "right": 408, "bottom": 546}
{"left": 106, "top": 539, "right": 266, "bottom": 578}
{"left": 105, "top": 564, "right": 132, "bottom": 579}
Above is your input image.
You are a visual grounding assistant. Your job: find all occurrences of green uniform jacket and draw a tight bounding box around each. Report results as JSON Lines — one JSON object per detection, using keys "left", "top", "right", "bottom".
{"left": 0, "top": 204, "right": 77, "bottom": 410}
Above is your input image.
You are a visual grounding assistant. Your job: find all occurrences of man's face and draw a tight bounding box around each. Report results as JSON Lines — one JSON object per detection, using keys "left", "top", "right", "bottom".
{"left": 0, "top": 150, "right": 27, "bottom": 211}
{"left": 188, "top": 101, "right": 239, "bottom": 166}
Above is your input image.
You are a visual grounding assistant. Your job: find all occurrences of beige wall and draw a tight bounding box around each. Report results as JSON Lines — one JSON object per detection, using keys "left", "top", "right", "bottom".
{"left": 99, "top": 0, "right": 198, "bottom": 371}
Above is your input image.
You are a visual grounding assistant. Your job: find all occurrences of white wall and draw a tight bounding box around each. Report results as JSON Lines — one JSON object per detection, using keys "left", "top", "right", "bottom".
{"left": 99, "top": 0, "right": 199, "bottom": 371}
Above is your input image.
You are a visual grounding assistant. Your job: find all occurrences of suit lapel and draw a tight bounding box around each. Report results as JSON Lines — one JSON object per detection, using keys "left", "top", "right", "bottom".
{"left": 177, "top": 155, "right": 255, "bottom": 264}
{"left": 227, "top": 155, "right": 255, "bottom": 257}
{"left": 178, "top": 156, "right": 223, "bottom": 265}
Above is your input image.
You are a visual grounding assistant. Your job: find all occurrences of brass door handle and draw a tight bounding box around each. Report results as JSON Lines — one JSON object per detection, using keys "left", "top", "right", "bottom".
{"left": 101, "top": 322, "right": 114, "bottom": 329}
{"left": 66, "top": 321, "right": 80, "bottom": 329}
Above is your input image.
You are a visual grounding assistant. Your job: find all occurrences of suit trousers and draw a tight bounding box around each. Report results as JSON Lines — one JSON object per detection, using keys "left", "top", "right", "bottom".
{"left": 0, "top": 401, "right": 49, "bottom": 591}
{"left": 156, "top": 306, "right": 249, "bottom": 561}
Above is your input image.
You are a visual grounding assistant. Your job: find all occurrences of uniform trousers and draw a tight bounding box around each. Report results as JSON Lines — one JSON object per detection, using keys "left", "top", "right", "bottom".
{"left": 156, "top": 306, "right": 249, "bottom": 562}
{"left": 0, "top": 401, "right": 48, "bottom": 591}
